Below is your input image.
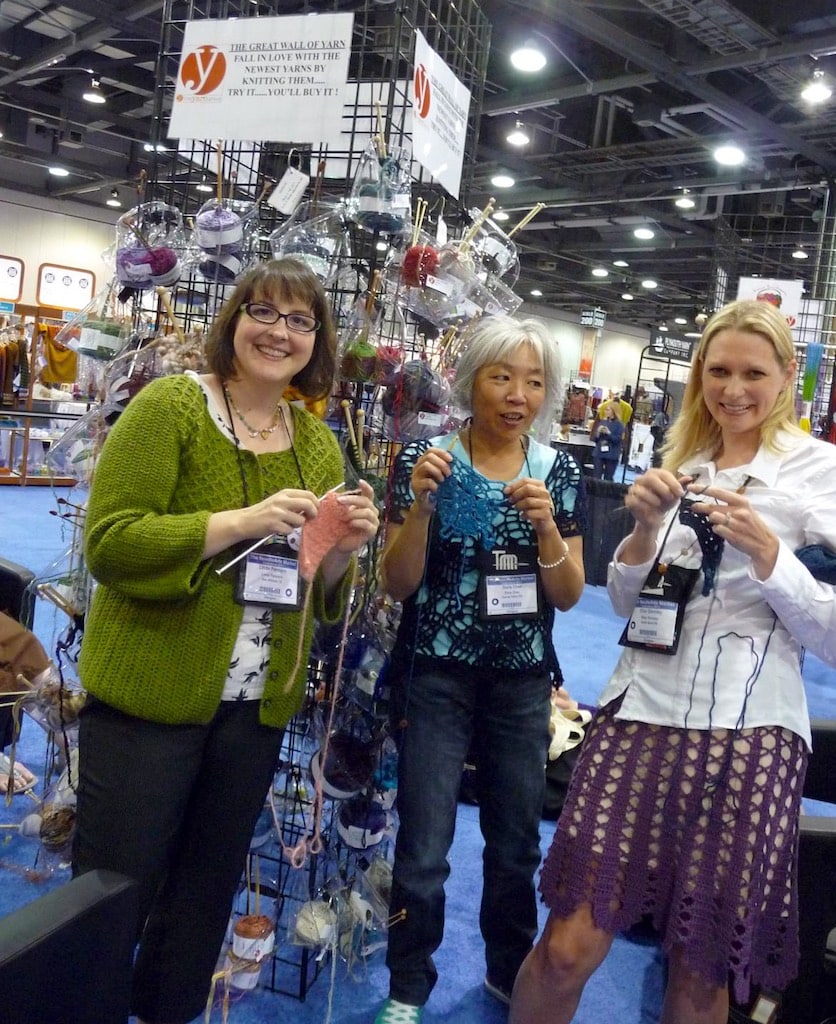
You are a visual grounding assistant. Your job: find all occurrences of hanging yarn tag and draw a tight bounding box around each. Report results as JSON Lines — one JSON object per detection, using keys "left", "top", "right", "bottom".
{"left": 268, "top": 166, "right": 310, "bottom": 215}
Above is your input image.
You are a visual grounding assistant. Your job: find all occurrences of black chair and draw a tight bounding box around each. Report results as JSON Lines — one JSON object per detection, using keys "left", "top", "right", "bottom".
{"left": 581, "top": 476, "right": 632, "bottom": 587}
{"left": 778, "top": 718, "right": 836, "bottom": 1024}
{"left": 0, "top": 868, "right": 139, "bottom": 1024}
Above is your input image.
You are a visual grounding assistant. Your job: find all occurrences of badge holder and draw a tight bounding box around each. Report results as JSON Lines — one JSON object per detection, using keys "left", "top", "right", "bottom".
{"left": 217, "top": 535, "right": 303, "bottom": 610}
{"left": 618, "top": 561, "right": 698, "bottom": 655}
{"left": 475, "top": 544, "right": 540, "bottom": 621}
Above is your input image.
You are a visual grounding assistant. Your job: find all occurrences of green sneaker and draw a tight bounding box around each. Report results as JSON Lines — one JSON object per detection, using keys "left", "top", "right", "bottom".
{"left": 373, "top": 998, "right": 423, "bottom": 1024}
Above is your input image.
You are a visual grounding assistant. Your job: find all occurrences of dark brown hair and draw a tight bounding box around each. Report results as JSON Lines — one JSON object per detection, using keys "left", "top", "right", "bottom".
{"left": 204, "top": 258, "right": 337, "bottom": 399}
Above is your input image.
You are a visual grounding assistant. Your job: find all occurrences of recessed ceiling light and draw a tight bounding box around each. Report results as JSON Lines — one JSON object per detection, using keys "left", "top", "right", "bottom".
{"left": 621, "top": 292, "right": 634, "bottom": 301}
{"left": 641, "top": 278, "right": 658, "bottom": 289}
{"left": 530, "top": 288, "right": 543, "bottom": 297}
{"left": 657, "top": 322, "right": 669, "bottom": 332}
{"left": 510, "top": 40, "right": 547, "bottom": 73}
{"left": 792, "top": 247, "right": 809, "bottom": 260}
{"left": 613, "top": 259, "right": 629, "bottom": 268}
{"left": 491, "top": 173, "right": 515, "bottom": 188}
{"left": 633, "top": 227, "right": 655, "bottom": 240}
{"left": 675, "top": 190, "right": 696, "bottom": 209}
{"left": 376, "top": 240, "right": 389, "bottom": 251}
{"left": 82, "top": 77, "right": 106, "bottom": 104}
{"left": 196, "top": 178, "right": 213, "bottom": 193}
{"left": 591, "top": 267, "right": 609, "bottom": 277}
{"left": 493, "top": 210, "right": 510, "bottom": 222}
{"left": 674, "top": 316, "right": 687, "bottom": 325}
{"left": 506, "top": 120, "right": 530, "bottom": 146}
{"left": 801, "top": 68, "right": 832, "bottom": 104}
{"left": 106, "top": 188, "right": 121, "bottom": 208}
{"left": 713, "top": 143, "right": 746, "bottom": 166}
{"left": 48, "top": 165, "right": 70, "bottom": 177}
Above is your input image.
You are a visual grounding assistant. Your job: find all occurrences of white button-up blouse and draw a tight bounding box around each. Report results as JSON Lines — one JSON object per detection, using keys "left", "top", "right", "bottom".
{"left": 599, "top": 430, "right": 836, "bottom": 749}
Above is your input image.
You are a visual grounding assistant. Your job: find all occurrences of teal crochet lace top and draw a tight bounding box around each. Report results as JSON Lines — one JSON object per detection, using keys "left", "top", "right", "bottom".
{"left": 79, "top": 373, "right": 352, "bottom": 728}
{"left": 390, "top": 433, "right": 586, "bottom": 674}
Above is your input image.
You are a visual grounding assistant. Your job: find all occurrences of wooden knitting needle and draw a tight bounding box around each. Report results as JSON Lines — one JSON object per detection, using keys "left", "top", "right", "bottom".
{"left": 155, "top": 286, "right": 186, "bottom": 345}
{"left": 508, "top": 202, "right": 545, "bottom": 237}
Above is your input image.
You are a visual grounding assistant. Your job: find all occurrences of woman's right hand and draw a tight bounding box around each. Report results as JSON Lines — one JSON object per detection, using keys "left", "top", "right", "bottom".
{"left": 410, "top": 447, "right": 453, "bottom": 516}
{"left": 625, "top": 468, "right": 685, "bottom": 533}
{"left": 243, "top": 488, "right": 320, "bottom": 540}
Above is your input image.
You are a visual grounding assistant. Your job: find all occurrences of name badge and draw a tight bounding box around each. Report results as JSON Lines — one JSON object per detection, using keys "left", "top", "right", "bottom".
{"left": 235, "top": 539, "right": 302, "bottom": 609}
{"left": 618, "top": 562, "right": 698, "bottom": 655}
{"left": 476, "top": 545, "right": 540, "bottom": 621}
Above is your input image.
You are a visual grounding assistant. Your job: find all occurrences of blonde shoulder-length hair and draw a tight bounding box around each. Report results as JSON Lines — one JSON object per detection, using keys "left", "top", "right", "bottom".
{"left": 661, "top": 298, "right": 802, "bottom": 471}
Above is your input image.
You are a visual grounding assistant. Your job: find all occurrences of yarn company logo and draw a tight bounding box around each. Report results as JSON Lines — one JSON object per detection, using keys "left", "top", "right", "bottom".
{"left": 413, "top": 63, "right": 431, "bottom": 119}
{"left": 178, "top": 44, "right": 227, "bottom": 99}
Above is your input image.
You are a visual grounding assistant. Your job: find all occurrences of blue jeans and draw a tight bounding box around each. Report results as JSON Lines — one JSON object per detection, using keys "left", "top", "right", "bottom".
{"left": 386, "top": 661, "right": 551, "bottom": 1005}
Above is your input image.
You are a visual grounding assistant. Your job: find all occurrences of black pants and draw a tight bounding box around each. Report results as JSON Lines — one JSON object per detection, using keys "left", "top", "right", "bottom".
{"left": 72, "top": 698, "right": 284, "bottom": 1024}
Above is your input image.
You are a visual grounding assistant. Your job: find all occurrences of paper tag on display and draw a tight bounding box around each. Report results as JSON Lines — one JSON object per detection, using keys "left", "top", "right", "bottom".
{"left": 267, "top": 166, "right": 310, "bottom": 215}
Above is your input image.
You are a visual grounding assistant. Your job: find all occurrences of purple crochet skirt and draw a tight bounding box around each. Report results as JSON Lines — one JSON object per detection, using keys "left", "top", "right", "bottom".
{"left": 539, "top": 697, "right": 808, "bottom": 1003}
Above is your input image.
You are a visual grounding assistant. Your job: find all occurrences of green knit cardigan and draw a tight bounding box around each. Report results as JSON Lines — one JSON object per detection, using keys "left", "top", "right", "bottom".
{"left": 79, "top": 373, "right": 353, "bottom": 728}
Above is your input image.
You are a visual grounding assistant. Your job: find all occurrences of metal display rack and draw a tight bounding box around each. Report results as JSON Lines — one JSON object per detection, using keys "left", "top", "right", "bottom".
{"left": 139, "top": 0, "right": 492, "bottom": 1002}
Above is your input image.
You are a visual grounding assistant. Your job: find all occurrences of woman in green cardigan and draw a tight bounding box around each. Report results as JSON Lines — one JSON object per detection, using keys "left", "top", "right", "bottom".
{"left": 72, "top": 259, "right": 379, "bottom": 1024}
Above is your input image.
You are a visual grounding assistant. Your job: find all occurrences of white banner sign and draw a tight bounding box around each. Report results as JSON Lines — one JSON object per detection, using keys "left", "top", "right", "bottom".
{"left": 168, "top": 13, "right": 354, "bottom": 143}
{"left": 736, "top": 276, "right": 804, "bottom": 329}
{"left": 412, "top": 30, "right": 471, "bottom": 199}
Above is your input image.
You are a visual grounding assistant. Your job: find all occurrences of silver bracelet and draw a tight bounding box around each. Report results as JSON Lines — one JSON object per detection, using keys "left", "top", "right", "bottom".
{"left": 537, "top": 541, "right": 569, "bottom": 570}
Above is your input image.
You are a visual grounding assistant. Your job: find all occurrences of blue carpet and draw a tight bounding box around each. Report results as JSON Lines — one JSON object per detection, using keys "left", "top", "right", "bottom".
{"left": 0, "top": 482, "right": 832, "bottom": 1023}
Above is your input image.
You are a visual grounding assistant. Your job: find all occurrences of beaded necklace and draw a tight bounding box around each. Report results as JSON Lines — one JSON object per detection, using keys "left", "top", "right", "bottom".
{"left": 223, "top": 384, "right": 283, "bottom": 440}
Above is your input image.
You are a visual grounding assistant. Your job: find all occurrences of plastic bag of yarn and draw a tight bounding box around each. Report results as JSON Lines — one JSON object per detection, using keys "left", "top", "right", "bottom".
{"left": 384, "top": 230, "right": 478, "bottom": 329}
{"left": 269, "top": 199, "right": 350, "bottom": 283}
{"left": 338, "top": 281, "right": 406, "bottom": 384}
{"left": 194, "top": 197, "right": 261, "bottom": 284}
{"left": 381, "top": 359, "right": 452, "bottom": 442}
{"left": 114, "top": 201, "right": 185, "bottom": 293}
{"left": 44, "top": 403, "right": 117, "bottom": 484}
{"left": 347, "top": 137, "right": 412, "bottom": 235}
{"left": 466, "top": 206, "right": 520, "bottom": 284}
{"left": 463, "top": 272, "right": 523, "bottom": 319}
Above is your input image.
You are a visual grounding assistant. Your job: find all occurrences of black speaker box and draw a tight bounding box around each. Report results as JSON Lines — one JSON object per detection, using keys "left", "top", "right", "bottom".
{"left": 0, "top": 869, "right": 139, "bottom": 1024}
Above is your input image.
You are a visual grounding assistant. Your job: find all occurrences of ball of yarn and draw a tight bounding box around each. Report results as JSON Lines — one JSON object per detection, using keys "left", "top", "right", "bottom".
{"left": 401, "top": 244, "right": 439, "bottom": 286}
{"left": 115, "top": 246, "right": 153, "bottom": 286}
{"left": 148, "top": 246, "right": 181, "bottom": 287}
{"left": 198, "top": 249, "right": 243, "bottom": 283}
{"left": 195, "top": 204, "right": 244, "bottom": 253}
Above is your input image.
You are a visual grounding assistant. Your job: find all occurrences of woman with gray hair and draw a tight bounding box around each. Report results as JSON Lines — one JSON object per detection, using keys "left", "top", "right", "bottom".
{"left": 373, "top": 315, "right": 587, "bottom": 1024}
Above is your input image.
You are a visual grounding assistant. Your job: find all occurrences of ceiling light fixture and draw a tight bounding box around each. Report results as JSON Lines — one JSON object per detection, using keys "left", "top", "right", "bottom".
{"left": 801, "top": 67, "right": 832, "bottom": 104}
{"left": 48, "top": 165, "right": 70, "bottom": 177}
{"left": 641, "top": 278, "right": 658, "bottom": 289}
{"left": 591, "top": 267, "right": 609, "bottom": 277}
{"left": 675, "top": 189, "right": 696, "bottom": 210}
{"left": 530, "top": 288, "right": 543, "bottom": 297}
{"left": 493, "top": 210, "right": 510, "bottom": 222}
{"left": 792, "top": 246, "right": 809, "bottom": 260}
{"left": 634, "top": 226, "right": 655, "bottom": 240}
{"left": 621, "top": 291, "right": 634, "bottom": 301}
{"left": 196, "top": 177, "right": 213, "bottom": 193}
{"left": 613, "top": 259, "right": 629, "bottom": 268}
{"left": 491, "top": 172, "right": 515, "bottom": 188}
{"left": 657, "top": 321, "right": 669, "bottom": 332}
{"left": 106, "top": 188, "right": 121, "bottom": 208}
{"left": 82, "top": 77, "right": 106, "bottom": 104}
{"left": 713, "top": 143, "right": 746, "bottom": 166}
{"left": 674, "top": 316, "right": 688, "bottom": 325}
{"left": 506, "top": 120, "right": 530, "bottom": 147}
{"left": 510, "top": 40, "right": 547, "bottom": 73}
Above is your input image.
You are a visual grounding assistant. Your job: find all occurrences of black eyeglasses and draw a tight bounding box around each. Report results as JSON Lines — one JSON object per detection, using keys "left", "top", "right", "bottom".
{"left": 240, "top": 302, "right": 319, "bottom": 333}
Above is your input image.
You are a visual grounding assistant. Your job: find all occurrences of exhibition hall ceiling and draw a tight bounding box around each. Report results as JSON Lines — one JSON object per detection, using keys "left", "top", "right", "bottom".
{"left": 1, "top": 0, "right": 835, "bottom": 330}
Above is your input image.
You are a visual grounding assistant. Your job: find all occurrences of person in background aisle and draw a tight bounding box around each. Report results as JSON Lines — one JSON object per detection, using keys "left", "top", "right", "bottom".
{"left": 591, "top": 403, "right": 624, "bottom": 480}
{"left": 72, "top": 259, "right": 379, "bottom": 1024}
{"left": 0, "top": 609, "right": 46, "bottom": 794}
{"left": 375, "top": 315, "right": 587, "bottom": 1024}
{"left": 510, "top": 298, "right": 836, "bottom": 1024}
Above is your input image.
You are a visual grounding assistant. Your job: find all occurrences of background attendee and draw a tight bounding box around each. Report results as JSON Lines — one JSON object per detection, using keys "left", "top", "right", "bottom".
{"left": 375, "top": 315, "right": 586, "bottom": 1024}
{"left": 510, "top": 298, "right": 836, "bottom": 1024}
{"left": 72, "top": 259, "right": 379, "bottom": 1024}
{"left": 591, "top": 404, "right": 624, "bottom": 480}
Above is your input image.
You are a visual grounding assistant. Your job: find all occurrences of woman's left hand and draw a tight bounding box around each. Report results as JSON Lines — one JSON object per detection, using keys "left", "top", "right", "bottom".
{"left": 504, "top": 477, "right": 557, "bottom": 536}
{"left": 691, "top": 485, "right": 779, "bottom": 580}
{"left": 332, "top": 478, "right": 380, "bottom": 554}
